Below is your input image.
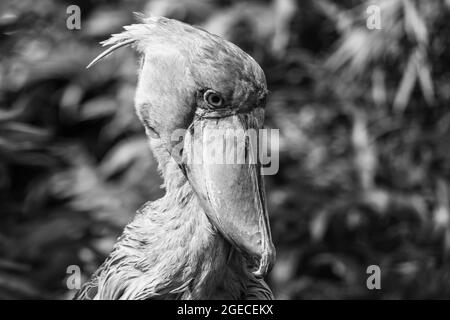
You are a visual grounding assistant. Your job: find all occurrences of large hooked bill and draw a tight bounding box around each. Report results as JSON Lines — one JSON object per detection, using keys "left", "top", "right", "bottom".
{"left": 178, "top": 108, "right": 276, "bottom": 277}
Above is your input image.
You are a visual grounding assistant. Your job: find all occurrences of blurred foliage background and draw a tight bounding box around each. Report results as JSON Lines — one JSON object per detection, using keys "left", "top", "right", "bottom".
{"left": 1, "top": 0, "right": 450, "bottom": 299}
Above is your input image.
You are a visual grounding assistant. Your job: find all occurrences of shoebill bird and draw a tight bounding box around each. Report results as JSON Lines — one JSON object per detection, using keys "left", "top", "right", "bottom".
{"left": 75, "top": 15, "right": 275, "bottom": 300}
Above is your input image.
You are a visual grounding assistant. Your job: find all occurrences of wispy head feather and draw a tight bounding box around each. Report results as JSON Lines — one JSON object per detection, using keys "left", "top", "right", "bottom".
{"left": 85, "top": 14, "right": 267, "bottom": 97}
{"left": 86, "top": 39, "right": 135, "bottom": 69}
{"left": 86, "top": 14, "right": 163, "bottom": 69}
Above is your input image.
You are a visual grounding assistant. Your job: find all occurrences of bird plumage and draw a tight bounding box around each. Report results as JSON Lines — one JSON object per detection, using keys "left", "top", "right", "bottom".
{"left": 75, "top": 15, "right": 275, "bottom": 300}
{"left": 75, "top": 141, "right": 272, "bottom": 299}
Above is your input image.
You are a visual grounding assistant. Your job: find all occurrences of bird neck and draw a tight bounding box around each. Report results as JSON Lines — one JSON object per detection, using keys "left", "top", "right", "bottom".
{"left": 138, "top": 138, "right": 247, "bottom": 298}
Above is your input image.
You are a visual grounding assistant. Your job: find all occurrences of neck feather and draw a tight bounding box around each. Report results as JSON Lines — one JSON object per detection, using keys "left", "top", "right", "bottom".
{"left": 134, "top": 138, "right": 248, "bottom": 298}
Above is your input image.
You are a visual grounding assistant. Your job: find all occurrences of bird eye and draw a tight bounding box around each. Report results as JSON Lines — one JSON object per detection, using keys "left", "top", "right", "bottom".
{"left": 204, "top": 90, "right": 224, "bottom": 108}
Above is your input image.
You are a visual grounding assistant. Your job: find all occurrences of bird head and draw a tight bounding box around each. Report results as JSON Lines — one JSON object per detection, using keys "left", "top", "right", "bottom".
{"left": 88, "top": 15, "right": 275, "bottom": 277}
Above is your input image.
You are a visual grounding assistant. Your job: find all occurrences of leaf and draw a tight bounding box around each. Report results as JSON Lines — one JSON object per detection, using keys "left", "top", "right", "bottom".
{"left": 393, "top": 52, "right": 417, "bottom": 111}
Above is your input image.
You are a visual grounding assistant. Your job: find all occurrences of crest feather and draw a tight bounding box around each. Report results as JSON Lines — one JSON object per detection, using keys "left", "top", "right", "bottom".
{"left": 86, "top": 14, "right": 161, "bottom": 69}
{"left": 86, "top": 39, "right": 135, "bottom": 69}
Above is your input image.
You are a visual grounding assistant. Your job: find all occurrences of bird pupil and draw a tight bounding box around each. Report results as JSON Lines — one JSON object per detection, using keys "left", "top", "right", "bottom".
{"left": 211, "top": 95, "right": 220, "bottom": 104}
{"left": 204, "top": 90, "right": 223, "bottom": 107}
